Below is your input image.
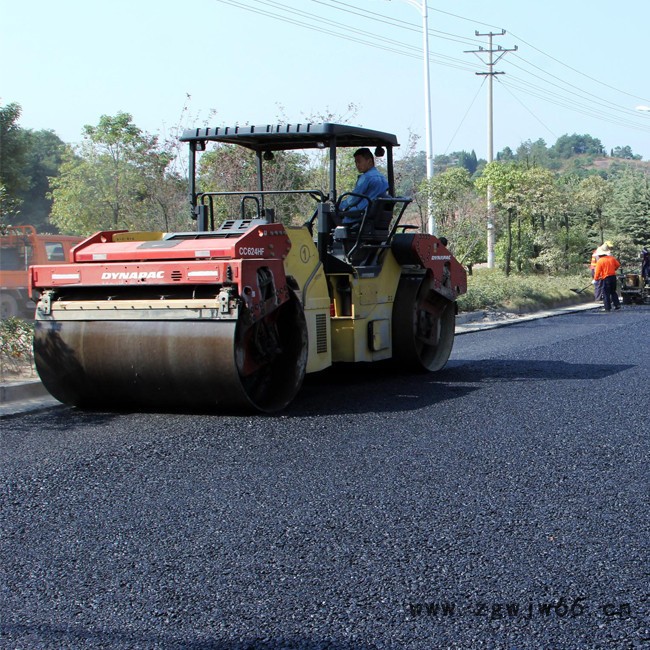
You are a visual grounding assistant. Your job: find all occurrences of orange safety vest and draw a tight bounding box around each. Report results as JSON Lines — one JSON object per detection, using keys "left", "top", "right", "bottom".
{"left": 594, "top": 255, "right": 620, "bottom": 280}
{"left": 589, "top": 249, "right": 598, "bottom": 271}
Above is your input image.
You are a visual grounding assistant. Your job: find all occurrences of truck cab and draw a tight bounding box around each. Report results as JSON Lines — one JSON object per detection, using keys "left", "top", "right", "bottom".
{"left": 0, "top": 225, "right": 82, "bottom": 318}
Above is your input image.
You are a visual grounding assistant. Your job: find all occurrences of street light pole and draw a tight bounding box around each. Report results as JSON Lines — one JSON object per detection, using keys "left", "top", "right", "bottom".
{"left": 419, "top": 0, "right": 435, "bottom": 236}
{"left": 391, "top": 0, "right": 435, "bottom": 234}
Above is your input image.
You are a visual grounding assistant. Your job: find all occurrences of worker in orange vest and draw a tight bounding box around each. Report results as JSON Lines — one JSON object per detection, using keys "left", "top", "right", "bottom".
{"left": 593, "top": 243, "right": 621, "bottom": 311}
{"left": 589, "top": 247, "right": 602, "bottom": 300}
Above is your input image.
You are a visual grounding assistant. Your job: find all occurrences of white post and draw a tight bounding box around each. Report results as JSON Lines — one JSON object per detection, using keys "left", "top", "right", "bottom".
{"left": 390, "top": 0, "right": 435, "bottom": 234}
{"left": 420, "top": 1, "right": 435, "bottom": 235}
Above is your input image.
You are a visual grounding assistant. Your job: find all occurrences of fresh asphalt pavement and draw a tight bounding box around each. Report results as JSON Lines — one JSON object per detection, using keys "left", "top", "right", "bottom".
{"left": 0, "top": 303, "right": 648, "bottom": 649}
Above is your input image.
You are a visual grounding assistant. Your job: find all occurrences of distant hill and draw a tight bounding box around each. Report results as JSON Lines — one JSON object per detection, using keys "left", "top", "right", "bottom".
{"left": 589, "top": 156, "right": 650, "bottom": 172}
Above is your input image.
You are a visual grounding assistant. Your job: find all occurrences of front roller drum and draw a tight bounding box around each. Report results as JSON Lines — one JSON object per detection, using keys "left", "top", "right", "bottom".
{"left": 392, "top": 274, "right": 456, "bottom": 372}
{"left": 33, "top": 294, "right": 308, "bottom": 413}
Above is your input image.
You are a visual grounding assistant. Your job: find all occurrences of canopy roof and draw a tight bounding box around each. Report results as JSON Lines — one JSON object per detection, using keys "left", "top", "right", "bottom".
{"left": 179, "top": 122, "right": 399, "bottom": 152}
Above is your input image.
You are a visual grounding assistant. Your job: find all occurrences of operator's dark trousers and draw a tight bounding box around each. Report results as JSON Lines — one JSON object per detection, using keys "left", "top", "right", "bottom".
{"left": 601, "top": 275, "right": 620, "bottom": 311}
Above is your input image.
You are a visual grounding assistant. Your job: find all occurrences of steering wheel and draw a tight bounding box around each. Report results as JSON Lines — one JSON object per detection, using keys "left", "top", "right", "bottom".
{"left": 335, "top": 192, "right": 372, "bottom": 213}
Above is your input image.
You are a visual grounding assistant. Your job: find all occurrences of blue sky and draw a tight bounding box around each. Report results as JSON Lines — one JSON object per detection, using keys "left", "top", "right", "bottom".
{"left": 4, "top": 0, "right": 650, "bottom": 160}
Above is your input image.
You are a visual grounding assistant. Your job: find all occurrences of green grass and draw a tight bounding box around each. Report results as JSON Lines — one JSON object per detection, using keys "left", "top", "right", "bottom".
{"left": 457, "top": 269, "right": 595, "bottom": 313}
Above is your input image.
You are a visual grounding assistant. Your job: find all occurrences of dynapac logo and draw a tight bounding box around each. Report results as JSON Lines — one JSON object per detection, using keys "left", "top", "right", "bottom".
{"left": 101, "top": 271, "right": 165, "bottom": 280}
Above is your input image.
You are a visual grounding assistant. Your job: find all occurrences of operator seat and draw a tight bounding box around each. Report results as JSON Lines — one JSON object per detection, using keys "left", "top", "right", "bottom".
{"left": 331, "top": 197, "right": 396, "bottom": 266}
{"left": 358, "top": 196, "right": 394, "bottom": 243}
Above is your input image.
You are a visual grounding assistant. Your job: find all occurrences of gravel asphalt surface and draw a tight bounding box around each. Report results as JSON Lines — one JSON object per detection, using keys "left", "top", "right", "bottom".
{"left": 1, "top": 305, "right": 648, "bottom": 649}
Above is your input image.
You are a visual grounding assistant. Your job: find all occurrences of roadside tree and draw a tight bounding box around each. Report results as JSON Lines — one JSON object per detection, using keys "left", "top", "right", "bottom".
{"left": 0, "top": 103, "right": 28, "bottom": 220}
{"left": 475, "top": 162, "right": 527, "bottom": 276}
{"left": 16, "top": 129, "right": 65, "bottom": 230}
{"left": 49, "top": 113, "right": 184, "bottom": 235}
{"left": 419, "top": 167, "right": 484, "bottom": 270}
{"left": 607, "top": 165, "right": 650, "bottom": 245}
{"left": 575, "top": 174, "right": 613, "bottom": 244}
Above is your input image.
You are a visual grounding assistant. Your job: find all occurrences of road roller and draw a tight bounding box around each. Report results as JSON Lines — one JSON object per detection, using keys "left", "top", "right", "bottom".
{"left": 30, "top": 123, "right": 467, "bottom": 412}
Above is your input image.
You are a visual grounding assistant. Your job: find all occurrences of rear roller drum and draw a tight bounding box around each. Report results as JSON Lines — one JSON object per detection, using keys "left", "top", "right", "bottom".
{"left": 392, "top": 274, "right": 456, "bottom": 372}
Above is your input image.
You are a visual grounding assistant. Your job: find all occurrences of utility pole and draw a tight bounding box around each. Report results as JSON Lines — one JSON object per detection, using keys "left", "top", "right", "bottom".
{"left": 465, "top": 31, "right": 517, "bottom": 268}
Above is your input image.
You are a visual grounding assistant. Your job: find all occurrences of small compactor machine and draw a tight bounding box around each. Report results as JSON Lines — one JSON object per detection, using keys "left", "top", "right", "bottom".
{"left": 30, "top": 123, "right": 467, "bottom": 412}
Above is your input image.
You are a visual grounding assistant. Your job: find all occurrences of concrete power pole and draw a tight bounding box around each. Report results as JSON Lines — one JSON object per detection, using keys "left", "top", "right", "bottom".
{"left": 465, "top": 31, "right": 517, "bottom": 268}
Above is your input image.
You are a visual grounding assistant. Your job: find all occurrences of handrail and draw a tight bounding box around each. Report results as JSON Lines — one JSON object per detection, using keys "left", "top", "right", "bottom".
{"left": 197, "top": 189, "right": 326, "bottom": 200}
{"left": 197, "top": 189, "right": 327, "bottom": 226}
{"left": 346, "top": 196, "right": 412, "bottom": 263}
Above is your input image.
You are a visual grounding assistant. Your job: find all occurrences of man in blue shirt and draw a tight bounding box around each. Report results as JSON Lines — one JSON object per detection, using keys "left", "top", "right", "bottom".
{"left": 338, "top": 148, "right": 389, "bottom": 226}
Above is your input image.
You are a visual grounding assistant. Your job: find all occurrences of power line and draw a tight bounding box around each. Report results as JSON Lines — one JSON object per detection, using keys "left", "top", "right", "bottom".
{"left": 494, "top": 79, "right": 558, "bottom": 141}
{"left": 214, "top": 0, "right": 482, "bottom": 73}
{"left": 213, "top": 0, "right": 425, "bottom": 59}
{"left": 428, "top": 5, "right": 505, "bottom": 32}
{"left": 442, "top": 76, "right": 487, "bottom": 154}
{"left": 309, "top": 0, "right": 485, "bottom": 47}
{"left": 457, "top": 25, "right": 650, "bottom": 150}
{"left": 464, "top": 30, "right": 517, "bottom": 163}
{"left": 508, "top": 55, "right": 648, "bottom": 121}
{"left": 214, "top": 0, "right": 650, "bottom": 149}
{"left": 429, "top": 4, "right": 650, "bottom": 106}
{"left": 508, "top": 30, "right": 650, "bottom": 105}
{"left": 500, "top": 76, "right": 650, "bottom": 134}
{"left": 312, "top": 0, "right": 650, "bottom": 131}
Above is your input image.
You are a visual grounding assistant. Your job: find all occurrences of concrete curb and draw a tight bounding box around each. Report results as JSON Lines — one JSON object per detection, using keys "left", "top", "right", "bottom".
{"left": 0, "top": 379, "right": 49, "bottom": 403}
{"left": 456, "top": 310, "right": 490, "bottom": 325}
{"left": 0, "top": 394, "right": 63, "bottom": 418}
{"left": 0, "top": 379, "right": 63, "bottom": 419}
{"left": 455, "top": 301, "right": 601, "bottom": 334}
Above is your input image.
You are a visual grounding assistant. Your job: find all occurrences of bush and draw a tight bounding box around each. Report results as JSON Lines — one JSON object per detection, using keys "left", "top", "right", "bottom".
{"left": 457, "top": 268, "right": 594, "bottom": 313}
{"left": 0, "top": 317, "right": 34, "bottom": 377}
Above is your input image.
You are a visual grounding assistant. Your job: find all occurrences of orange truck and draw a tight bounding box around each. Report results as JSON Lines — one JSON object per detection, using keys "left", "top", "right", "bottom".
{"left": 1, "top": 225, "right": 82, "bottom": 318}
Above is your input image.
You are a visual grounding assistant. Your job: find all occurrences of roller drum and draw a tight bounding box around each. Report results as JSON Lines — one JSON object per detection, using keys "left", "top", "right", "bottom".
{"left": 392, "top": 274, "right": 456, "bottom": 372}
{"left": 34, "top": 295, "right": 308, "bottom": 413}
